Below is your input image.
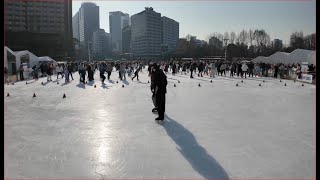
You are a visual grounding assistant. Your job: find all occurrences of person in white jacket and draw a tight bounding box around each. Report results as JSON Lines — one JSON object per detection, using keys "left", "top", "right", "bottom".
{"left": 56, "top": 64, "right": 63, "bottom": 79}
{"left": 241, "top": 62, "right": 249, "bottom": 78}
{"left": 210, "top": 62, "right": 216, "bottom": 78}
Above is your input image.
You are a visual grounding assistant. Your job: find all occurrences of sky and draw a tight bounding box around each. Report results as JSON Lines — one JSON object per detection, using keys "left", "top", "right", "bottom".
{"left": 72, "top": 0, "right": 316, "bottom": 45}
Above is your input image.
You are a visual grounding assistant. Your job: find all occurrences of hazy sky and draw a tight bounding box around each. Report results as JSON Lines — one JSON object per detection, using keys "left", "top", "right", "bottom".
{"left": 72, "top": 1, "right": 316, "bottom": 45}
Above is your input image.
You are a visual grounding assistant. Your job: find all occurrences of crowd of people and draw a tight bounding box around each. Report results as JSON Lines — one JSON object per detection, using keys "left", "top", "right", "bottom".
{"left": 153, "top": 60, "right": 316, "bottom": 80}
{"left": 4, "top": 59, "right": 316, "bottom": 85}
{"left": 3, "top": 59, "right": 316, "bottom": 122}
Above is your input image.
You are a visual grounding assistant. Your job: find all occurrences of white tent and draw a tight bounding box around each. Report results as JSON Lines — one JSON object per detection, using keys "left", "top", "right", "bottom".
{"left": 14, "top": 50, "right": 39, "bottom": 69}
{"left": 251, "top": 56, "right": 268, "bottom": 63}
{"left": 4, "top": 46, "right": 57, "bottom": 74}
{"left": 38, "top": 56, "right": 57, "bottom": 66}
{"left": 286, "top": 49, "right": 315, "bottom": 65}
{"left": 267, "top": 51, "right": 289, "bottom": 64}
{"left": 307, "top": 51, "right": 316, "bottom": 65}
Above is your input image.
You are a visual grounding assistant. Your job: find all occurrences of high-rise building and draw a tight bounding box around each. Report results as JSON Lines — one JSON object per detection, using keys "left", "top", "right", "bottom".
{"left": 122, "top": 26, "right": 131, "bottom": 54}
{"left": 72, "top": 11, "right": 80, "bottom": 50}
{"left": 92, "top": 29, "right": 111, "bottom": 59}
{"left": 109, "top": 11, "right": 130, "bottom": 53}
{"left": 72, "top": 12, "right": 80, "bottom": 41}
{"left": 131, "top": 7, "right": 162, "bottom": 59}
{"left": 209, "top": 37, "right": 223, "bottom": 49}
{"left": 4, "top": 0, "right": 74, "bottom": 59}
{"left": 77, "top": 2, "right": 99, "bottom": 47}
{"left": 273, "top": 39, "right": 283, "bottom": 50}
{"left": 161, "top": 16, "right": 179, "bottom": 53}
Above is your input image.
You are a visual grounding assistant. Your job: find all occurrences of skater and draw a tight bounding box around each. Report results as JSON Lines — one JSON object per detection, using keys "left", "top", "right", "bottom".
{"left": 32, "top": 65, "right": 39, "bottom": 80}
{"left": 87, "top": 64, "right": 94, "bottom": 81}
{"left": 220, "top": 63, "right": 226, "bottom": 76}
{"left": 198, "top": 61, "right": 204, "bottom": 77}
{"left": 56, "top": 64, "right": 63, "bottom": 79}
{"left": 99, "top": 63, "right": 106, "bottom": 83}
{"left": 46, "top": 64, "right": 53, "bottom": 81}
{"left": 241, "top": 62, "right": 248, "bottom": 78}
{"left": 150, "top": 65, "right": 158, "bottom": 113}
{"left": 79, "top": 64, "right": 86, "bottom": 83}
{"left": 19, "top": 65, "right": 24, "bottom": 81}
{"left": 230, "top": 62, "right": 236, "bottom": 77}
{"left": 152, "top": 63, "right": 167, "bottom": 121}
{"left": 119, "top": 63, "right": 126, "bottom": 81}
{"left": 148, "top": 63, "right": 152, "bottom": 76}
{"left": 106, "top": 62, "right": 113, "bottom": 80}
{"left": 204, "top": 63, "right": 209, "bottom": 76}
{"left": 132, "top": 66, "right": 141, "bottom": 81}
{"left": 274, "top": 64, "right": 279, "bottom": 78}
{"left": 237, "top": 62, "right": 242, "bottom": 77}
{"left": 67, "top": 63, "right": 74, "bottom": 80}
{"left": 4, "top": 67, "right": 8, "bottom": 83}
{"left": 64, "top": 67, "right": 69, "bottom": 83}
{"left": 254, "top": 63, "right": 261, "bottom": 77}
{"left": 248, "top": 62, "right": 254, "bottom": 77}
{"left": 190, "top": 61, "right": 196, "bottom": 78}
{"left": 40, "top": 63, "right": 46, "bottom": 77}
{"left": 182, "top": 63, "right": 187, "bottom": 75}
{"left": 210, "top": 61, "right": 216, "bottom": 78}
{"left": 164, "top": 64, "right": 169, "bottom": 73}
{"left": 172, "top": 62, "right": 176, "bottom": 75}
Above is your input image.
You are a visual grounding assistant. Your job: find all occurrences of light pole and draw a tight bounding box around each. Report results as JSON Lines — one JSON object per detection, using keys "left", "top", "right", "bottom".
{"left": 87, "top": 41, "right": 92, "bottom": 62}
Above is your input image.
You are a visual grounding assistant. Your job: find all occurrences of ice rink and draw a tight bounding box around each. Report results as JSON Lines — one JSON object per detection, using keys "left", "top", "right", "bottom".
{"left": 4, "top": 68, "right": 315, "bottom": 179}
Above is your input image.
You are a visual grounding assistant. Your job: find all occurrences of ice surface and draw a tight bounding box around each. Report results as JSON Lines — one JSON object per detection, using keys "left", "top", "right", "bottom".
{"left": 4, "top": 69, "right": 315, "bottom": 179}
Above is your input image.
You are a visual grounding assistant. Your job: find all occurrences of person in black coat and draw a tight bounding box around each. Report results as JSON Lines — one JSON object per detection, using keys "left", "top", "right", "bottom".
{"left": 67, "top": 64, "right": 74, "bottom": 80}
{"left": 150, "top": 65, "right": 157, "bottom": 113}
{"left": 172, "top": 62, "right": 176, "bottom": 75}
{"left": 148, "top": 64, "right": 152, "bottom": 76}
{"left": 87, "top": 64, "right": 94, "bottom": 81}
{"left": 190, "top": 61, "right": 196, "bottom": 78}
{"left": 248, "top": 62, "right": 254, "bottom": 77}
{"left": 237, "top": 62, "right": 242, "bottom": 77}
{"left": 99, "top": 63, "right": 106, "bottom": 83}
{"left": 274, "top": 64, "right": 279, "bottom": 78}
{"left": 152, "top": 64, "right": 167, "bottom": 121}
{"left": 198, "top": 62, "right": 203, "bottom": 77}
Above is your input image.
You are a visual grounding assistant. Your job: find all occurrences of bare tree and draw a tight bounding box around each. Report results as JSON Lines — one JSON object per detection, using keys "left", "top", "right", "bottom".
{"left": 238, "top": 30, "right": 248, "bottom": 45}
{"left": 217, "top": 33, "right": 224, "bottom": 42}
{"left": 206, "top": 32, "right": 219, "bottom": 42}
{"left": 230, "top": 32, "right": 236, "bottom": 44}
{"left": 253, "top": 29, "right": 270, "bottom": 55}
{"left": 290, "top": 31, "right": 304, "bottom": 49}
{"left": 248, "top": 29, "right": 254, "bottom": 46}
{"left": 223, "top": 32, "right": 230, "bottom": 44}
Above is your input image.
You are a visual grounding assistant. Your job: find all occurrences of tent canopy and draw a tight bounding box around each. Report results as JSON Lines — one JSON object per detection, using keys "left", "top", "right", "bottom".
{"left": 251, "top": 56, "right": 268, "bottom": 63}
{"left": 287, "top": 49, "right": 315, "bottom": 65}
{"left": 307, "top": 51, "right": 316, "bottom": 65}
{"left": 4, "top": 46, "right": 57, "bottom": 69}
{"left": 251, "top": 49, "right": 315, "bottom": 65}
{"left": 267, "top": 52, "right": 289, "bottom": 64}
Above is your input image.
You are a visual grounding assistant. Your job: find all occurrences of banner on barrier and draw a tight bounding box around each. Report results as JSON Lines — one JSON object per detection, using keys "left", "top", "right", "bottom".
{"left": 297, "top": 73, "right": 313, "bottom": 83}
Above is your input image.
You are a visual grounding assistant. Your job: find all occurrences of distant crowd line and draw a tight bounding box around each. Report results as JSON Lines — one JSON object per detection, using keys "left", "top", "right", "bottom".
{"left": 4, "top": 59, "right": 316, "bottom": 84}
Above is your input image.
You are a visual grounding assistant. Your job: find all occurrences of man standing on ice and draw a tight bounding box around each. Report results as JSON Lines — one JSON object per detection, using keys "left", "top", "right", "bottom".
{"left": 150, "top": 64, "right": 157, "bottom": 113}
{"left": 152, "top": 63, "right": 167, "bottom": 122}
